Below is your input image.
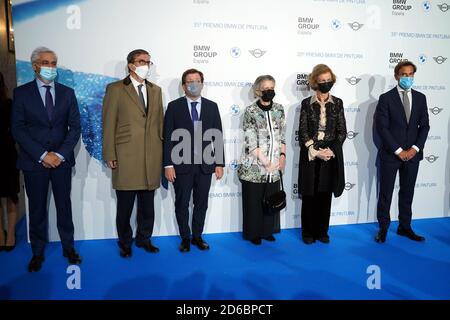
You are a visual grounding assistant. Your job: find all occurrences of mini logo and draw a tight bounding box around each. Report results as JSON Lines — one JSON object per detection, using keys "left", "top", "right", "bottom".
{"left": 345, "top": 182, "right": 356, "bottom": 191}
{"left": 346, "top": 77, "right": 362, "bottom": 85}
{"left": 422, "top": 1, "right": 432, "bottom": 11}
{"left": 331, "top": 19, "right": 341, "bottom": 30}
{"left": 348, "top": 21, "right": 364, "bottom": 31}
{"left": 347, "top": 131, "right": 359, "bottom": 139}
{"left": 433, "top": 56, "right": 447, "bottom": 64}
{"left": 418, "top": 54, "right": 427, "bottom": 64}
{"left": 230, "top": 104, "right": 240, "bottom": 115}
{"left": 437, "top": 3, "right": 449, "bottom": 11}
{"left": 425, "top": 155, "right": 438, "bottom": 163}
{"left": 230, "top": 47, "right": 241, "bottom": 58}
{"left": 249, "top": 48, "right": 266, "bottom": 58}
{"left": 229, "top": 160, "right": 239, "bottom": 170}
{"left": 429, "top": 107, "right": 443, "bottom": 115}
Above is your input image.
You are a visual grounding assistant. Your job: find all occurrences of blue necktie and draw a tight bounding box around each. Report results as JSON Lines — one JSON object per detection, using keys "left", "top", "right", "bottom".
{"left": 44, "top": 85, "right": 53, "bottom": 121}
{"left": 191, "top": 101, "right": 199, "bottom": 125}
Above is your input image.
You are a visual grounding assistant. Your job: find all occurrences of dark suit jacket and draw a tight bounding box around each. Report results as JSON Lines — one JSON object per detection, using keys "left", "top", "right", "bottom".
{"left": 375, "top": 87, "right": 430, "bottom": 163}
{"left": 11, "top": 80, "right": 80, "bottom": 171}
{"left": 163, "top": 96, "right": 225, "bottom": 174}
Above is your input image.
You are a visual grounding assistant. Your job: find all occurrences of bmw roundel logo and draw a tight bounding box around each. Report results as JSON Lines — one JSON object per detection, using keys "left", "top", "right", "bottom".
{"left": 229, "top": 160, "right": 239, "bottom": 170}
{"left": 418, "top": 54, "right": 428, "bottom": 64}
{"left": 230, "top": 104, "right": 240, "bottom": 115}
{"left": 422, "top": 1, "right": 432, "bottom": 12}
{"left": 331, "top": 19, "right": 341, "bottom": 30}
{"left": 230, "top": 47, "right": 241, "bottom": 58}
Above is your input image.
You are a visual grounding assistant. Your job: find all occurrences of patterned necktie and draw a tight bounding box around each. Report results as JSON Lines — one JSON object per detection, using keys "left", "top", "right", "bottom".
{"left": 138, "top": 84, "right": 147, "bottom": 112}
{"left": 402, "top": 90, "right": 410, "bottom": 123}
{"left": 191, "top": 101, "right": 199, "bottom": 125}
{"left": 44, "top": 85, "right": 53, "bottom": 120}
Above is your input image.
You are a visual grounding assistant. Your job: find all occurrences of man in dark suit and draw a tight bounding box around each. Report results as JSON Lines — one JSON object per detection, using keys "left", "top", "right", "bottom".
{"left": 164, "top": 69, "right": 225, "bottom": 252}
{"left": 374, "top": 61, "right": 430, "bottom": 243}
{"left": 11, "top": 47, "right": 81, "bottom": 272}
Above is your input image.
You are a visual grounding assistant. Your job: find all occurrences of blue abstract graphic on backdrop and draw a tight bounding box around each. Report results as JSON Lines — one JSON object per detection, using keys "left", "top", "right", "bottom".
{"left": 16, "top": 61, "right": 117, "bottom": 162}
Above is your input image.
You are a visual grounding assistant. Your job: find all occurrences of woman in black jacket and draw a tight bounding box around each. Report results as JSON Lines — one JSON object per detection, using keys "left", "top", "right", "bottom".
{"left": 298, "top": 64, "right": 347, "bottom": 244}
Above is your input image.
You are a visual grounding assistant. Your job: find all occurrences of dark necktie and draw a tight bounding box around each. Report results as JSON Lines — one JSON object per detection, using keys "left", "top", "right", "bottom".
{"left": 402, "top": 90, "right": 410, "bottom": 123}
{"left": 138, "top": 84, "right": 147, "bottom": 112}
{"left": 191, "top": 101, "right": 199, "bottom": 126}
{"left": 44, "top": 85, "right": 54, "bottom": 120}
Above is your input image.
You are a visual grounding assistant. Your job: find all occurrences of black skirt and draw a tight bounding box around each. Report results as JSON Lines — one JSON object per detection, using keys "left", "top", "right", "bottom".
{"left": 240, "top": 179, "right": 281, "bottom": 240}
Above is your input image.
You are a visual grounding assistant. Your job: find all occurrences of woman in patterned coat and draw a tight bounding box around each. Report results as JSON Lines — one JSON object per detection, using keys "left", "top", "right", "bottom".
{"left": 238, "top": 75, "right": 286, "bottom": 245}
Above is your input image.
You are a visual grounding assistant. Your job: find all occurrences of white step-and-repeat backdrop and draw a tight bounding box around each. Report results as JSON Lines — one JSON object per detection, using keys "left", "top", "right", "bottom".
{"left": 12, "top": 0, "right": 450, "bottom": 241}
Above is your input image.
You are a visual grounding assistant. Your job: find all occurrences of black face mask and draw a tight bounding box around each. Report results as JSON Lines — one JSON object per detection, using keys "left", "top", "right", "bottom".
{"left": 317, "top": 81, "right": 333, "bottom": 94}
{"left": 261, "top": 89, "right": 275, "bottom": 102}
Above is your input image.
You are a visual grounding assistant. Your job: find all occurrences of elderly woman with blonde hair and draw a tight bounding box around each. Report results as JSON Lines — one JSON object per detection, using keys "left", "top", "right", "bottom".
{"left": 298, "top": 64, "right": 347, "bottom": 245}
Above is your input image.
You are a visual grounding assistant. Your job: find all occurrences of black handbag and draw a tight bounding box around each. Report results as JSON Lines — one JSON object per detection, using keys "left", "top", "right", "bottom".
{"left": 262, "top": 170, "right": 286, "bottom": 216}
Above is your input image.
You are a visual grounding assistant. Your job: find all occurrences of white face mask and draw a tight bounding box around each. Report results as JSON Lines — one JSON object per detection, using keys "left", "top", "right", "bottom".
{"left": 133, "top": 65, "right": 149, "bottom": 80}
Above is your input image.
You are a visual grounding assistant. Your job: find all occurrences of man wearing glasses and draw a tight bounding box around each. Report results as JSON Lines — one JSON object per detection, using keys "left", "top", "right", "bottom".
{"left": 103, "top": 49, "right": 164, "bottom": 258}
{"left": 164, "top": 69, "right": 225, "bottom": 252}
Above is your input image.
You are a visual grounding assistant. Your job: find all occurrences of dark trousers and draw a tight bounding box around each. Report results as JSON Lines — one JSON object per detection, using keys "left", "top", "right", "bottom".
{"left": 301, "top": 191, "right": 332, "bottom": 239}
{"left": 116, "top": 189, "right": 155, "bottom": 248}
{"left": 173, "top": 165, "right": 212, "bottom": 239}
{"left": 241, "top": 179, "right": 281, "bottom": 240}
{"left": 23, "top": 167, "right": 74, "bottom": 256}
{"left": 377, "top": 159, "right": 420, "bottom": 231}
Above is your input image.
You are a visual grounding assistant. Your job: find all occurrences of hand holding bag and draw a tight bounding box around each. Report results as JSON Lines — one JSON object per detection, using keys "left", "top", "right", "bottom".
{"left": 262, "top": 170, "right": 286, "bottom": 216}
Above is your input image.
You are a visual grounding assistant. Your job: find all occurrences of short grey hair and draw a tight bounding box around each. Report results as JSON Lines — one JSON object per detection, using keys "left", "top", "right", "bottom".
{"left": 30, "top": 47, "right": 58, "bottom": 63}
{"left": 252, "top": 75, "right": 275, "bottom": 98}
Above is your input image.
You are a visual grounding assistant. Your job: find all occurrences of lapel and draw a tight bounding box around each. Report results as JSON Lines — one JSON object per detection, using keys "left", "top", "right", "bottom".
{"left": 52, "top": 82, "right": 63, "bottom": 122}
{"left": 123, "top": 76, "right": 147, "bottom": 116}
{"left": 409, "top": 89, "right": 418, "bottom": 124}
{"left": 181, "top": 97, "right": 194, "bottom": 131}
{"left": 145, "top": 81, "right": 153, "bottom": 119}
{"left": 32, "top": 80, "right": 50, "bottom": 124}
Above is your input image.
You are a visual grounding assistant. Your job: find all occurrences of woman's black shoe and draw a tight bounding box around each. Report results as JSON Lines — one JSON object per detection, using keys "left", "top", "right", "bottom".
{"left": 263, "top": 235, "right": 276, "bottom": 242}
{"left": 250, "top": 238, "right": 262, "bottom": 245}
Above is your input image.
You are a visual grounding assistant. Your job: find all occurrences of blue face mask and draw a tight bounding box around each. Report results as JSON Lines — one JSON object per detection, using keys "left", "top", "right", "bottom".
{"left": 39, "top": 67, "right": 57, "bottom": 82}
{"left": 399, "top": 76, "right": 414, "bottom": 90}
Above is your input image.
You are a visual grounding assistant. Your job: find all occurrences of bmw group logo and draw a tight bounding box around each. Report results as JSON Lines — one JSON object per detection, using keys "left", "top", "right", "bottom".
{"left": 230, "top": 47, "right": 241, "bottom": 58}
{"left": 348, "top": 22, "right": 364, "bottom": 31}
{"left": 344, "top": 182, "right": 356, "bottom": 191}
{"left": 437, "top": 3, "right": 449, "bottom": 11}
{"left": 230, "top": 104, "right": 240, "bottom": 115}
{"left": 229, "top": 160, "right": 239, "bottom": 170}
{"left": 345, "top": 77, "right": 361, "bottom": 85}
{"left": 331, "top": 19, "right": 341, "bottom": 30}
{"left": 425, "top": 155, "right": 439, "bottom": 163}
{"left": 429, "top": 107, "right": 443, "bottom": 115}
{"left": 433, "top": 56, "right": 447, "bottom": 64}
{"left": 346, "top": 131, "right": 359, "bottom": 139}
{"left": 422, "top": 1, "right": 432, "bottom": 11}
{"left": 418, "top": 54, "right": 427, "bottom": 64}
{"left": 249, "top": 48, "right": 266, "bottom": 58}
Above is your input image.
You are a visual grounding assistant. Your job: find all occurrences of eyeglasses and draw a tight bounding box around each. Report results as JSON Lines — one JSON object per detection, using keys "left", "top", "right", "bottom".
{"left": 133, "top": 59, "right": 154, "bottom": 66}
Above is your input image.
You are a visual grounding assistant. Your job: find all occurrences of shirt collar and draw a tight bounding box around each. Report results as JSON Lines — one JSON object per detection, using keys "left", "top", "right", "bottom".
{"left": 36, "top": 77, "right": 55, "bottom": 89}
{"left": 310, "top": 93, "right": 334, "bottom": 105}
{"left": 186, "top": 96, "right": 202, "bottom": 105}
{"left": 130, "top": 75, "right": 146, "bottom": 89}
{"left": 396, "top": 85, "right": 410, "bottom": 93}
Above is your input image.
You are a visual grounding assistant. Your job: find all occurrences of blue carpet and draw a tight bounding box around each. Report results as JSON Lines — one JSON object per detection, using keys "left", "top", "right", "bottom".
{"left": 0, "top": 217, "right": 449, "bottom": 300}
